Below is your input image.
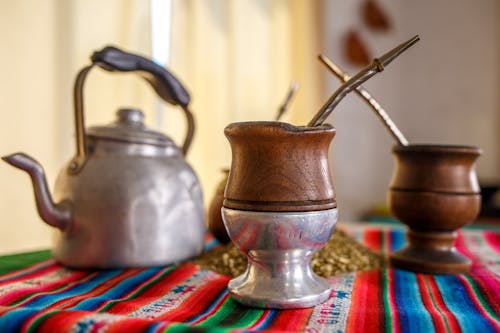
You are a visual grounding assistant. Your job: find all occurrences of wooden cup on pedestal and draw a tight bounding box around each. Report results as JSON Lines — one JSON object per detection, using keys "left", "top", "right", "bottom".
{"left": 389, "top": 144, "right": 481, "bottom": 274}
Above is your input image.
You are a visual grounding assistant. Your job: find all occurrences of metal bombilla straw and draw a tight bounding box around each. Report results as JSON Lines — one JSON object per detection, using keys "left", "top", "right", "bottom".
{"left": 275, "top": 81, "right": 299, "bottom": 121}
{"left": 318, "top": 54, "right": 409, "bottom": 146}
{"left": 308, "top": 35, "right": 420, "bottom": 127}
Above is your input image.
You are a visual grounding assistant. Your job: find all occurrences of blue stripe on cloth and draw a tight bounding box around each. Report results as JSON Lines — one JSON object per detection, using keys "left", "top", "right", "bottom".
{"left": 0, "top": 307, "right": 43, "bottom": 332}
{"left": 392, "top": 269, "right": 434, "bottom": 333}
{"left": 434, "top": 275, "right": 497, "bottom": 332}
{"left": 145, "top": 321, "right": 164, "bottom": 333}
{"left": 252, "top": 310, "right": 277, "bottom": 331}
{"left": 204, "top": 238, "right": 220, "bottom": 251}
{"left": 21, "top": 270, "right": 124, "bottom": 308}
{"left": 389, "top": 229, "right": 406, "bottom": 252}
{"left": 70, "top": 267, "right": 163, "bottom": 311}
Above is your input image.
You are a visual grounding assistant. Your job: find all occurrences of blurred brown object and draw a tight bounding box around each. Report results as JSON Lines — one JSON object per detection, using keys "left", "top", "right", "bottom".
{"left": 362, "top": 0, "right": 392, "bottom": 32}
{"left": 344, "top": 30, "right": 371, "bottom": 66}
{"left": 207, "top": 169, "right": 231, "bottom": 244}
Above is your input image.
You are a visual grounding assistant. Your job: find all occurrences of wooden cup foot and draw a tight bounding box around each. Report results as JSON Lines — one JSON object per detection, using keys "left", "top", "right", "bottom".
{"left": 390, "top": 229, "right": 471, "bottom": 274}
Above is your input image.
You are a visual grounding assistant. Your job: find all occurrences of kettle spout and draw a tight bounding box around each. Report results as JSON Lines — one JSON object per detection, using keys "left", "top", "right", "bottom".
{"left": 2, "top": 153, "right": 72, "bottom": 230}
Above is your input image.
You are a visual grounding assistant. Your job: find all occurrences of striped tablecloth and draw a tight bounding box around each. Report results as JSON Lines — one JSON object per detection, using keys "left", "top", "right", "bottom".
{"left": 0, "top": 225, "right": 498, "bottom": 332}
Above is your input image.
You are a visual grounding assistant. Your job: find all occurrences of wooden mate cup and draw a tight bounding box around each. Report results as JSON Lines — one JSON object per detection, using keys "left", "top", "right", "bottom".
{"left": 389, "top": 144, "right": 481, "bottom": 274}
{"left": 223, "top": 121, "right": 337, "bottom": 212}
{"left": 221, "top": 121, "right": 338, "bottom": 308}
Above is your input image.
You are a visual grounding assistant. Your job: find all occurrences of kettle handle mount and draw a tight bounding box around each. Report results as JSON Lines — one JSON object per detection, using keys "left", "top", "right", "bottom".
{"left": 70, "top": 46, "right": 194, "bottom": 173}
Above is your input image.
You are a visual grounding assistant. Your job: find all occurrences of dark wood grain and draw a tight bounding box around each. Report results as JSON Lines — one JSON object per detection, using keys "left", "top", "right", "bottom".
{"left": 223, "top": 121, "right": 337, "bottom": 212}
{"left": 390, "top": 144, "right": 481, "bottom": 194}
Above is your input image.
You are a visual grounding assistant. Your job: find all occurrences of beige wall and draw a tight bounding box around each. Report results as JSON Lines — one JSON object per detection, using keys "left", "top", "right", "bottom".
{"left": 0, "top": 1, "right": 60, "bottom": 255}
{"left": 323, "top": 0, "right": 500, "bottom": 219}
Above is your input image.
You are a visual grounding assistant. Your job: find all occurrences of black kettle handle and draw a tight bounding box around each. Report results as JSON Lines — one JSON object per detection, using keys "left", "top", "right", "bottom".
{"left": 91, "top": 46, "right": 190, "bottom": 107}
{"left": 70, "top": 46, "right": 195, "bottom": 173}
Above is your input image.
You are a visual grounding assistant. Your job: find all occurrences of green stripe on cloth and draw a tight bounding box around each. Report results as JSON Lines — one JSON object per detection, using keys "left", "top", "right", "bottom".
{"left": 195, "top": 297, "right": 238, "bottom": 327}
{"left": 0, "top": 250, "right": 51, "bottom": 275}
{"left": 165, "top": 322, "right": 228, "bottom": 333}
{"left": 213, "top": 300, "right": 265, "bottom": 328}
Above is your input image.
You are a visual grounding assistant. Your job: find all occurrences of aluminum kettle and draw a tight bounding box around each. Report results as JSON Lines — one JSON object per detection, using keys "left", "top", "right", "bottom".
{"left": 2, "top": 46, "right": 205, "bottom": 268}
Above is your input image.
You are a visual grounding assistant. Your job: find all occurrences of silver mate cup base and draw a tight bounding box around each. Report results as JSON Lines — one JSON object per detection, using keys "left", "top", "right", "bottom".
{"left": 222, "top": 207, "right": 338, "bottom": 309}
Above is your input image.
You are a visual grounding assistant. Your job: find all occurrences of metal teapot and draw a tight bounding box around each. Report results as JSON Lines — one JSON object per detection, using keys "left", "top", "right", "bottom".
{"left": 2, "top": 46, "right": 205, "bottom": 268}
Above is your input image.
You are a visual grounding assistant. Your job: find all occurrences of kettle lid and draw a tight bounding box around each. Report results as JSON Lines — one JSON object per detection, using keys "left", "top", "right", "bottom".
{"left": 87, "top": 108, "right": 176, "bottom": 148}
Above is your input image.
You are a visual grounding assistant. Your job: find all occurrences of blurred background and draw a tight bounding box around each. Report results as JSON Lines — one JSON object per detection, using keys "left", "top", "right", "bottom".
{"left": 1, "top": 0, "right": 499, "bottom": 254}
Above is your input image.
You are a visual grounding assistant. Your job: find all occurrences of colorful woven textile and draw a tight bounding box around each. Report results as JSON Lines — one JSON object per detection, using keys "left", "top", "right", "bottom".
{"left": 0, "top": 226, "right": 498, "bottom": 332}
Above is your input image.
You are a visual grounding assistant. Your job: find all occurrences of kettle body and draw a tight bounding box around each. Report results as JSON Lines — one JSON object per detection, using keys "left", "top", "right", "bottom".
{"left": 52, "top": 111, "right": 204, "bottom": 268}
{"left": 3, "top": 46, "right": 205, "bottom": 268}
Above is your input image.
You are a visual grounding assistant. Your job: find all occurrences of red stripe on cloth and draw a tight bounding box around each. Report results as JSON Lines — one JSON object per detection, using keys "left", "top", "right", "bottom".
{"left": 455, "top": 232, "right": 500, "bottom": 312}
{"left": 416, "top": 274, "right": 448, "bottom": 332}
{"left": 156, "top": 274, "right": 230, "bottom": 322}
{"left": 102, "top": 264, "right": 198, "bottom": 315}
{"left": 106, "top": 317, "right": 157, "bottom": 332}
{"left": 363, "top": 228, "right": 383, "bottom": 252}
{"left": 416, "top": 275, "right": 460, "bottom": 333}
{"left": 26, "top": 310, "right": 89, "bottom": 333}
{"left": 49, "top": 269, "right": 143, "bottom": 310}
{"left": 0, "top": 261, "right": 58, "bottom": 286}
{"left": 0, "top": 270, "right": 91, "bottom": 306}
{"left": 31, "top": 310, "right": 161, "bottom": 333}
{"left": 187, "top": 291, "right": 230, "bottom": 325}
{"left": 345, "top": 270, "right": 384, "bottom": 333}
{"left": 426, "top": 276, "right": 461, "bottom": 332}
{"left": 484, "top": 231, "right": 500, "bottom": 253}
